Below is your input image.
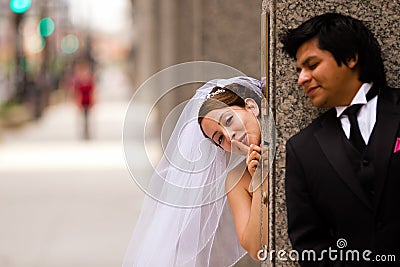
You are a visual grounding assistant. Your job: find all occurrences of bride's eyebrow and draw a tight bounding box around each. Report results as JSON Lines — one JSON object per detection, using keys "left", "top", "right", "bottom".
{"left": 211, "top": 110, "right": 231, "bottom": 140}
{"left": 218, "top": 110, "right": 231, "bottom": 124}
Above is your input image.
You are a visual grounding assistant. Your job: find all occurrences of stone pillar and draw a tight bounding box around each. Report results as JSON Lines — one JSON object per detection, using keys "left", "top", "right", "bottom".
{"left": 132, "top": 0, "right": 160, "bottom": 91}
{"left": 201, "top": 0, "right": 261, "bottom": 78}
{"left": 265, "top": 1, "right": 400, "bottom": 266}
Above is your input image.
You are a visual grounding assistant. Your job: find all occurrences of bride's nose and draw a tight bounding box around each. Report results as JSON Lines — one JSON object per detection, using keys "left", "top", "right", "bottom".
{"left": 226, "top": 128, "right": 236, "bottom": 143}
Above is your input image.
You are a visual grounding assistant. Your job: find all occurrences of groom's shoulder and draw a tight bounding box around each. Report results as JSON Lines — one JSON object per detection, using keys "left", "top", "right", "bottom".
{"left": 287, "top": 108, "right": 335, "bottom": 145}
{"left": 382, "top": 86, "right": 400, "bottom": 105}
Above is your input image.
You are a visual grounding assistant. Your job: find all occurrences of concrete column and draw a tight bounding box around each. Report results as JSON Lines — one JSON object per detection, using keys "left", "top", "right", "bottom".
{"left": 201, "top": 0, "right": 261, "bottom": 78}
{"left": 133, "top": 0, "right": 159, "bottom": 90}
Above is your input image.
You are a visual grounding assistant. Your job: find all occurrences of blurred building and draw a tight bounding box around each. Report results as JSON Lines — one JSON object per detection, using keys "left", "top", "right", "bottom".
{"left": 131, "top": 0, "right": 260, "bottom": 83}
{"left": 0, "top": 1, "right": 20, "bottom": 103}
{"left": 130, "top": 0, "right": 261, "bottom": 138}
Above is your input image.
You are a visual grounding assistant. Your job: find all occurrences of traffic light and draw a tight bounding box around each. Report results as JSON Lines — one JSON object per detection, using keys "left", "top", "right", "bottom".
{"left": 38, "top": 17, "right": 55, "bottom": 37}
{"left": 9, "top": 0, "right": 31, "bottom": 14}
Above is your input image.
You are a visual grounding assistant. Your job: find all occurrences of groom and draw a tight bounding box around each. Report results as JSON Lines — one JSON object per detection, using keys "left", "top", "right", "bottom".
{"left": 281, "top": 13, "right": 400, "bottom": 266}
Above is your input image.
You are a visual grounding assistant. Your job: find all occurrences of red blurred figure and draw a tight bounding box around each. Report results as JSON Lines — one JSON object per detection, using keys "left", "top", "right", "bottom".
{"left": 72, "top": 60, "right": 95, "bottom": 140}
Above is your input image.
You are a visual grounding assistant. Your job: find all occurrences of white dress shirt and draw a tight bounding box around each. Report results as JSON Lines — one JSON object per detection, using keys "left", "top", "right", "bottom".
{"left": 335, "top": 83, "right": 378, "bottom": 144}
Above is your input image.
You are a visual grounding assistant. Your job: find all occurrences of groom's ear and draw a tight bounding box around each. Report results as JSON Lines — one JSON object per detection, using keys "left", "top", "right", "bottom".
{"left": 244, "top": 98, "right": 259, "bottom": 117}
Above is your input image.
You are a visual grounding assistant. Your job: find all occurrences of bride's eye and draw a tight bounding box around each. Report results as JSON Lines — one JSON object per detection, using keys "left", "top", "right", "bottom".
{"left": 226, "top": 116, "right": 233, "bottom": 126}
{"left": 217, "top": 135, "right": 223, "bottom": 145}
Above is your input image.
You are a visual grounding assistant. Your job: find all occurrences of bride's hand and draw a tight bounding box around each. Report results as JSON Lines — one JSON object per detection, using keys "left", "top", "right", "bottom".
{"left": 246, "top": 144, "right": 261, "bottom": 177}
{"left": 231, "top": 141, "right": 264, "bottom": 177}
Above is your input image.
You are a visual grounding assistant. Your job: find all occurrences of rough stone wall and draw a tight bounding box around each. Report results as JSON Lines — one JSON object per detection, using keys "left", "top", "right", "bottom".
{"left": 268, "top": 1, "right": 400, "bottom": 266}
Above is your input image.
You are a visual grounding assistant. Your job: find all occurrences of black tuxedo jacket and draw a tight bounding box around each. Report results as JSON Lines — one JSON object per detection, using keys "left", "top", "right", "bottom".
{"left": 285, "top": 87, "right": 400, "bottom": 266}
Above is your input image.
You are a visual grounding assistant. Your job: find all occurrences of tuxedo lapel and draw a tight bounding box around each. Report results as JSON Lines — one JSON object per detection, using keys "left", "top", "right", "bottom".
{"left": 372, "top": 90, "right": 400, "bottom": 209}
{"left": 314, "top": 111, "right": 373, "bottom": 210}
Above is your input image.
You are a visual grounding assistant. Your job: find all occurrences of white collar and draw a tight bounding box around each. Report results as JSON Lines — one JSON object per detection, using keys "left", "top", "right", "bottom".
{"left": 336, "top": 82, "right": 373, "bottom": 117}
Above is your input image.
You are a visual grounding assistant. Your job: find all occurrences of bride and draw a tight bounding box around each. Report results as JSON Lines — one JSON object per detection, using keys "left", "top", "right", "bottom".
{"left": 123, "top": 76, "right": 268, "bottom": 266}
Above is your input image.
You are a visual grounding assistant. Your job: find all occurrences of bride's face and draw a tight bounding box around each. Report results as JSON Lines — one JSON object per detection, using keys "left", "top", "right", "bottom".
{"left": 200, "top": 101, "right": 261, "bottom": 153}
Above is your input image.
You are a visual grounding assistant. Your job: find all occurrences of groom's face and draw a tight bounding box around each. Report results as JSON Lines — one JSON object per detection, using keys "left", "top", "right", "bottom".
{"left": 295, "top": 38, "right": 360, "bottom": 108}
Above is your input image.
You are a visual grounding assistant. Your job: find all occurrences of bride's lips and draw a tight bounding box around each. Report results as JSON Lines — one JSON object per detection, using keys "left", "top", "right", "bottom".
{"left": 237, "top": 134, "right": 249, "bottom": 146}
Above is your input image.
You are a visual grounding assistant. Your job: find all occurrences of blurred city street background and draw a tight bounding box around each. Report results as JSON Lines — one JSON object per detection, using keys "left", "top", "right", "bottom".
{"left": 0, "top": 1, "right": 151, "bottom": 266}
{"left": 0, "top": 64, "right": 149, "bottom": 267}
{"left": 0, "top": 0, "right": 260, "bottom": 266}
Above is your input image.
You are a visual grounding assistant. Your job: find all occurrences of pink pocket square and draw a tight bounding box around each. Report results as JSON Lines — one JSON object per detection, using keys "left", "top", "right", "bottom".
{"left": 394, "top": 138, "right": 400, "bottom": 153}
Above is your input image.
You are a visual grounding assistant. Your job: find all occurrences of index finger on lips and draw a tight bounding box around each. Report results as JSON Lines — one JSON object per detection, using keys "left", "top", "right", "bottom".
{"left": 231, "top": 140, "right": 249, "bottom": 156}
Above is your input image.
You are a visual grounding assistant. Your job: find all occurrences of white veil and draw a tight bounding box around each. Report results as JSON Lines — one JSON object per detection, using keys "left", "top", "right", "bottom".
{"left": 123, "top": 76, "right": 263, "bottom": 267}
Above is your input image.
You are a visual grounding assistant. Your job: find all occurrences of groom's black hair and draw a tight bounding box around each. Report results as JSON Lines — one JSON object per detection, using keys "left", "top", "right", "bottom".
{"left": 280, "top": 12, "right": 387, "bottom": 88}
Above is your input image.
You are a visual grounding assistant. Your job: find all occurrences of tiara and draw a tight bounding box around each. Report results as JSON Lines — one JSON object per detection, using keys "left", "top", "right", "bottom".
{"left": 205, "top": 88, "right": 225, "bottom": 100}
